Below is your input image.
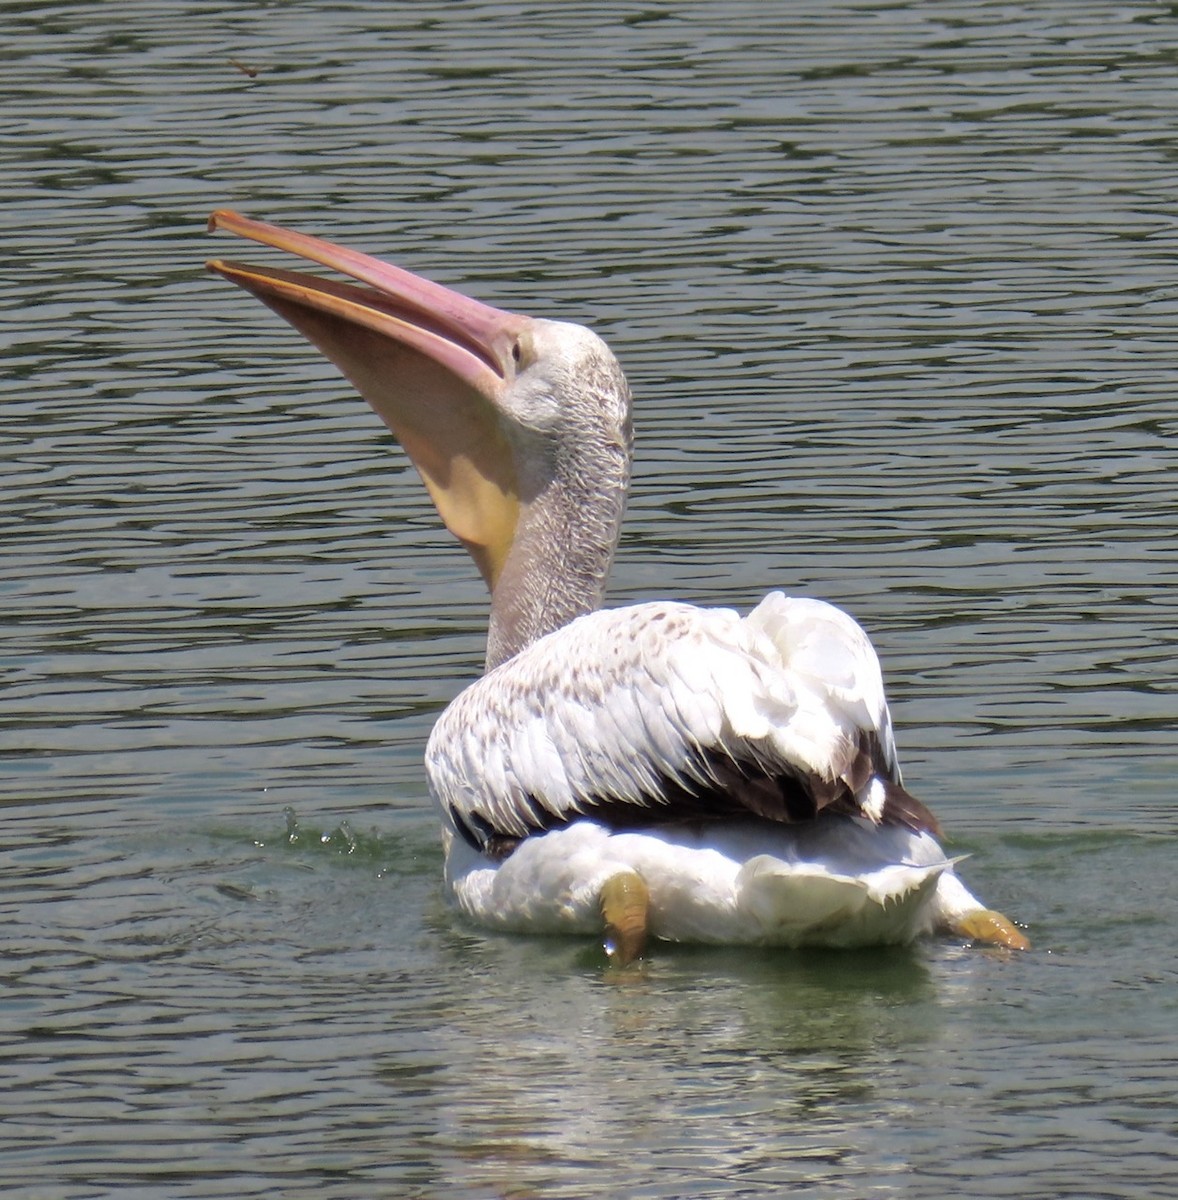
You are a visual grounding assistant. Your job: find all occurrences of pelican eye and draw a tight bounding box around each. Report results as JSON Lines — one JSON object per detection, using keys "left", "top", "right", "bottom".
{"left": 509, "top": 329, "right": 535, "bottom": 372}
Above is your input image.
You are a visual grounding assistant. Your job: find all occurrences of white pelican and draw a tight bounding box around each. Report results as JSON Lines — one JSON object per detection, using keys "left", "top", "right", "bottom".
{"left": 207, "top": 211, "right": 1029, "bottom": 960}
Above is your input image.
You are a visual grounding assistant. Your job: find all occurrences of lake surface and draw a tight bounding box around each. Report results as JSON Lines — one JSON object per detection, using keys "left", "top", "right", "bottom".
{"left": 3, "top": 1, "right": 1177, "bottom": 1195}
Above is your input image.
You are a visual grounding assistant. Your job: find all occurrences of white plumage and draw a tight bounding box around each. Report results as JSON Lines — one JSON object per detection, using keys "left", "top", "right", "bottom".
{"left": 430, "top": 592, "right": 984, "bottom": 947}
{"left": 443, "top": 818, "right": 956, "bottom": 948}
{"left": 429, "top": 594, "right": 890, "bottom": 838}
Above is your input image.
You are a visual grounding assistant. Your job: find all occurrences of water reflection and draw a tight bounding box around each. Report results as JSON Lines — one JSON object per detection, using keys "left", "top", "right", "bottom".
{"left": 394, "top": 933, "right": 940, "bottom": 1195}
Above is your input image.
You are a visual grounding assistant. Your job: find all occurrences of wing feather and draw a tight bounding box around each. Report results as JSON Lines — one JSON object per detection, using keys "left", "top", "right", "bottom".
{"left": 428, "top": 597, "right": 935, "bottom": 858}
{"left": 747, "top": 591, "right": 901, "bottom": 780}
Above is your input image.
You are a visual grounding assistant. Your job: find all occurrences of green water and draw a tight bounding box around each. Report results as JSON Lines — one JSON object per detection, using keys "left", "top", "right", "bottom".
{"left": 3, "top": 1, "right": 1176, "bottom": 1195}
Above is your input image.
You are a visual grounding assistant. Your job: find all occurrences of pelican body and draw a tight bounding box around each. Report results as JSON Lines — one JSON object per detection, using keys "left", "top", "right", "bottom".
{"left": 207, "top": 212, "right": 1027, "bottom": 958}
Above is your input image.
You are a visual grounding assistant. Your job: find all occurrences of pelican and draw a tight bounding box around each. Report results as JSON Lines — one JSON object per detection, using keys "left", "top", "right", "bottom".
{"left": 207, "top": 211, "right": 1029, "bottom": 960}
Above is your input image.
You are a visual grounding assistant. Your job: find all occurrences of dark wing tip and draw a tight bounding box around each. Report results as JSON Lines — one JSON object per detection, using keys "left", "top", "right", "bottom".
{"left": 878, "top": 778, "right": 943, "bottom": 838}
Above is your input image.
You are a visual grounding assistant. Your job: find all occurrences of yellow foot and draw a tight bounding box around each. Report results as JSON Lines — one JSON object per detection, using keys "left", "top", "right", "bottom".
{"left": 599, "top": 871, "right": 650, "bottom": 965}
{"left": 953, "top": 908, "right": 1031, "bottom": 951}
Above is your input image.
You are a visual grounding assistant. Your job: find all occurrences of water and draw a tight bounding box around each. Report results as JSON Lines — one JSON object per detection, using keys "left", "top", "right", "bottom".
{"left": 3, "top": 1, "right": 1177, "bottom": 1195}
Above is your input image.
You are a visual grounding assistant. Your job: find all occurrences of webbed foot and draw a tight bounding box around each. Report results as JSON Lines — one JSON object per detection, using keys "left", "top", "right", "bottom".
{"left": 599, "top": 871, "right": 650, "bottom": 965}
{"left": 952, "top": 908, "right": 1030, "bottom": 950}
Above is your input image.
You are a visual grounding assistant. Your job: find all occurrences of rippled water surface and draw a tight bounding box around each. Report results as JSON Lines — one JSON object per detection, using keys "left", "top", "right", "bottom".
{"left": 4, "top": 1, "right": 1177, "bottom": 1196}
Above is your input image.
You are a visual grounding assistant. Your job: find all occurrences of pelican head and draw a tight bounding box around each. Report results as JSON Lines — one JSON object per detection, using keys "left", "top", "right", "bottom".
{"left": 207, "top": 212, "right": 632, "bottom": 667}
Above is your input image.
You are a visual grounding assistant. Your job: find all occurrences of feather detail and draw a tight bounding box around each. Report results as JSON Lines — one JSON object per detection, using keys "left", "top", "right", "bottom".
{"left": 427, "top": 597, "right": 938, "bottom": 858}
